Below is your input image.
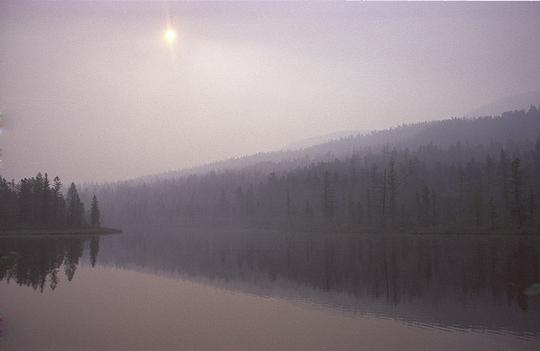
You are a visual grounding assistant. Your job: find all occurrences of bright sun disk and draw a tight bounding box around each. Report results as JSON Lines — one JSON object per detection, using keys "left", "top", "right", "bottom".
{"left": 163, "top": 28, "right": 177, "bottom": 45}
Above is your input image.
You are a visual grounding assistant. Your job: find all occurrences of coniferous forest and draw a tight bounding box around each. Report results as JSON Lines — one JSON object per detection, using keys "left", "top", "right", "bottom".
{"left": 3, "top": 106, "right": 540, "bottom": 235}
{"left": 84, "top": 106, "right": 540, "bottom": 235}
{"left": 0, "top": 174, "right": 101, "bottom": 231}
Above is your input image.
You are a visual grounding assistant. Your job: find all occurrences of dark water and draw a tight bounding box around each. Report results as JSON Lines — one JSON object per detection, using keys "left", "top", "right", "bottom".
{"left": 1, "top": 230, "right": 539, "bottom": 350}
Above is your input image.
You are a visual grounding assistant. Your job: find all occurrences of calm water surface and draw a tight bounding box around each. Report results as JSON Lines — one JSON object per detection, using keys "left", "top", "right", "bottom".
{"left": 1, "top": 230, "right": 539, "bottom": 350}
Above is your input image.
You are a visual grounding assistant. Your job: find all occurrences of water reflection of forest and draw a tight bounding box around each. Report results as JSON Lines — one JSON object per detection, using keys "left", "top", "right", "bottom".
{"left": 100, "top": 231, "right": 540, "bottom": 335}
{"left": 2, "top": 232, "right": 539, "bottom": 335}
{"left": 102, "top": 233, "right": 539, "bottom": 304}
{"left": 0, "top": 236, "right": 100, "bottom": 292}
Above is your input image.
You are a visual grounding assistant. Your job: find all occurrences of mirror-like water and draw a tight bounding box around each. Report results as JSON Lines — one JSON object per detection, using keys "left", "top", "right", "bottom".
{"left": 1, "top": 230, "right": 539, "bottom": 350}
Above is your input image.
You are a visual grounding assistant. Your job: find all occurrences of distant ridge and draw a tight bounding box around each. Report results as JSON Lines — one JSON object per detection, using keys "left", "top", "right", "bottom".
{"left": 283, "top": 130, "right": 367, "bottom": 151}
{"left": 88, "top": 104, "right": 540, "bottom": 236}
{"left": 466, "top": 91, "right": 540, "bottom": 117}
{"left": 125, "top": 103, "right": 540, "bottom": 184}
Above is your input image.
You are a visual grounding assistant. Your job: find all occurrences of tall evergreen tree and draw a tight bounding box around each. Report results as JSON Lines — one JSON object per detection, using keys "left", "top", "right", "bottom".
{"left": 66, "top": 183, "right": 83, "bottom": 228}
{"left": 51, "top": 177, "right": 64, "bottom": 227}
{"left": 42, "top": 173, "right": 50, "bottom": 227}
{"left": 323, "top": 171, "right": 334, "bottom": 223}
{"left": 499, "top": 150, "right": 510, "bottom": 228}
{"left": 511, "top": 158, "right": 524, "bottom": 228}
{"left": 90, "top": 194, "right": 101, "bottom": 227}
{"left": 387, "top": 159, "right": 398, "bottom": 227}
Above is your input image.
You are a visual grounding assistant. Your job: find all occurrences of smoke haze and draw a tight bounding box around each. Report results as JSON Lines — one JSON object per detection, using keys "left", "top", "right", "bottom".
{"left": 1, "top": 1, "right": 539, "bottom": 182}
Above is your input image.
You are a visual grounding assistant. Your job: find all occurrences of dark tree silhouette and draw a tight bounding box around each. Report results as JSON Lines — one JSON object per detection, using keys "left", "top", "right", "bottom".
{"left": 511, "top": 158, "right": 524, "bottom": 228}
{"left": 66, "top": 183, "right": 84, "bottom": 228}
{"left": 0, "top": 175, "right": 101, "bottom": 232}
{"left": 323, "top": 171, "right": 334, "bottom": 223}
{"left": 90, "top": 194, "right": 101, "bottom": 227}
{"left": 81, "top": 105, "right": 540, "bottom": 235}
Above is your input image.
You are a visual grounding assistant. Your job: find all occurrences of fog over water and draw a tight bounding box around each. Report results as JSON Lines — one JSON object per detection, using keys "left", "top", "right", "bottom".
{"left": 1, "top": 1, "right": 540, "bottom": 182}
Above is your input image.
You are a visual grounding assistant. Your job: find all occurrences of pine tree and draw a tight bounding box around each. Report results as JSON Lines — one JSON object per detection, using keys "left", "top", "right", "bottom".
{"left": 52, "top": 177, "right": 63, "bottom": 227}
{"left": 381, "top": 169, "right": 387, "bottom": 228}
{"left": 285, "top": 189, "right": 293, "bottom": 228}
{"left": 66, "top": 183, "right": 83, "bottom": 228}
{"left": 323, "top": 171, "right": 334, "bottom": 223}
{"left": 90, "top": 194, "right": 101, "bottom": 227}
{"left": 42, "top": 173, "right": 50, "bottom": 227}
{"left": 387, "top": 159, "right": 398, "bottom": 227}
{"left": 499, "top": 150, "right": 510, "bottom": 228}
{"left": 510, "top": 158, "right": 524, "bottom": 228}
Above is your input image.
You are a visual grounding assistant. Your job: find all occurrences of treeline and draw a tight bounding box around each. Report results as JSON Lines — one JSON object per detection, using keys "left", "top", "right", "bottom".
{"left": 81, "top": 105, "right": 540, "bottom": 234}
{"left": 142, "top": 104, "right": 540, "bottom": 181}
{"left": 94, "top": 137, "right": 540, "bottom": 234}
{"left": 191, "top": 141, "right": 538, "bottom": 233}
{"left": 0, "top": 173, "right": 101, "bottom": 230}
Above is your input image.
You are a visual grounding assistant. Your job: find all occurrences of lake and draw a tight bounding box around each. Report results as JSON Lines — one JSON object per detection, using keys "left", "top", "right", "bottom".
{"left": 1, "top": 230, "right": 539, "bottom": 350}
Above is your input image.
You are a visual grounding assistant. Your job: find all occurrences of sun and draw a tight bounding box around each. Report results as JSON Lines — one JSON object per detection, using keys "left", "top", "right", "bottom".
{"left": 163, "top": 28, "right": 177, "bottom": 45}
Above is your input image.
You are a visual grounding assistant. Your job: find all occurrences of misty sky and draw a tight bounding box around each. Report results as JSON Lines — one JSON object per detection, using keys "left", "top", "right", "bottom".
{"left": 1, "top": 1, "right": 539, "bottom": 183}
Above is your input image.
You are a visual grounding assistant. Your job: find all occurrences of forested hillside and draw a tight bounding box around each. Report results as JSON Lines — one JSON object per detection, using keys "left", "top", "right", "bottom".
{"left": 89, "top": 105, "right": 540, "bottom": 234}
{"left": 140, "top": 104, "right": 540, "bottom": 181}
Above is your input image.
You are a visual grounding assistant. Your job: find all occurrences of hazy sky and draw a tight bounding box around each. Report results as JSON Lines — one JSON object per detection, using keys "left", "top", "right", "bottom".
{"left": 1, "top": 1, "right": 539, "bottom": 183}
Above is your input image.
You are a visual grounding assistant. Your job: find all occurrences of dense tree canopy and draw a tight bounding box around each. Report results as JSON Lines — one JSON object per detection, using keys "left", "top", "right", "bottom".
{"left": 6, "top": 106, "right": 539, "bottom": 235}
{"left": 90, "top": 106, "right": 540, "bottom": 234}
{"left": 0, "top": 174, "right": 100, "bottom": 230}
{"left": 116, "top": 139, "right": 539, "bottom": 233}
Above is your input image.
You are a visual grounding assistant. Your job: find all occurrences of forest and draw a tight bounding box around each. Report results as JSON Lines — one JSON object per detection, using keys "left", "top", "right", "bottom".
{"left": 0, "top": 174, "right": 101, "bottom": 231}
{"left": 143, "top": 103, "right": 540, "bottom": 181}
{"left": 91, "top": 105, "right": 540, "bottom": 234}
{"left": 3, "top": 106, "right": 540, "bottom": 235}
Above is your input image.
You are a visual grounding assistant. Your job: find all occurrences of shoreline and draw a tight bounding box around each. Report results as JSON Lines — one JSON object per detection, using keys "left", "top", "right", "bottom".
{"left": 142, "top": 223, "right": 540, "bottom": 239}
{"left": 0, "top": 227, "right": 122, "bottom": 237}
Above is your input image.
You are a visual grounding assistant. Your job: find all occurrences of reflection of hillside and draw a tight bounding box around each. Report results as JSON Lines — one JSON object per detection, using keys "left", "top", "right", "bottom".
{"left": 99, "top": 231, "right": 540, "bottom": 336}
{"left": 0, "top": 236, "right": 100, "bottom": 292}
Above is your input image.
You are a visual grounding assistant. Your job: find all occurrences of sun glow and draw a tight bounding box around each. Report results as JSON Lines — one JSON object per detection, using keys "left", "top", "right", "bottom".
{"left": 163, "top": 28, "right": 177, "bottom": 46}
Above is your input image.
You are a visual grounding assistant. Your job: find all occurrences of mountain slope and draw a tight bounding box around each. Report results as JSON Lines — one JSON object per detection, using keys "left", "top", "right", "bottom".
{"left": 466, "top": 91, "right": 540, "bottom": 117}
{"left": 84, "top": 104, "right": 540, "bottom": 235}
{"left": 283, "top": 130, "right": 366, "bottom": 151}
{"left": 138, "top": 104, "right": 540, "bottom": 182}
